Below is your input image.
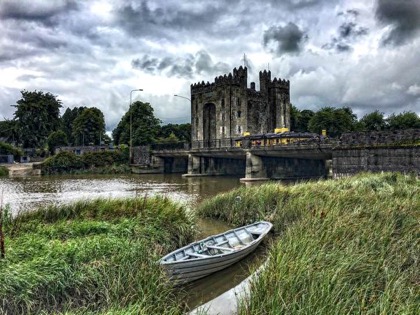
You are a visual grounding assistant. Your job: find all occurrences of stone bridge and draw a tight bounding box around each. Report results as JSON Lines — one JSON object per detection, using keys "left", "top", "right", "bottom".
{"left": 142, "top": 140, "right": 336, "bottom": 181}
{"left": 133, "top": 129, "right": 420, "bottom": 180}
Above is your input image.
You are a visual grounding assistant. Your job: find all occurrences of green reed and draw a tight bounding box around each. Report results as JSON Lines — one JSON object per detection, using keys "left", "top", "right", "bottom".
{"left": 0, "top": 196, "right": 196, "bottom": 314}
{"left": 198, "top": 172, "right": 419, "bottom": 314}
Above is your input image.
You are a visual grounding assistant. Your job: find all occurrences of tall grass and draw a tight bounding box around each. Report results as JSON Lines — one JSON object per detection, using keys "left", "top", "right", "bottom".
{"left": 198, "top": 172, "right": 419, "bottom": 314}
{"left": 0, "top": 196, "right": 196, "bottom": 314}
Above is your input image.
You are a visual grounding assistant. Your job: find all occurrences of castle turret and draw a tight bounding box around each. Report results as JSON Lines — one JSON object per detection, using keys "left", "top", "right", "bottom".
{"left": 259, "top": 70, "right": 271, "bottom": 95}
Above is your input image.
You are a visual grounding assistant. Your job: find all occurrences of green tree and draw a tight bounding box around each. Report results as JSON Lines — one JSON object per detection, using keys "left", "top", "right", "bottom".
{"left": 290, "top": 105, "right": 314, "bottom": 132}
{"left": 308, "top": 106, "right": 358, "bottom": 137}
{"left": 47, "top": 130, "right": 68, "bottom": 154}
{"left": 12, "top": 90, "right": 62, "bottom": 148}
{"left": 358, "top": 110, "right": 386, "bottom": 131}
{"left": 61, "top": 107, "right": 87, "bottom": 145}
{"left": 112, "top": 101, "right": 161, "bottom": 145}
{"left": 386, "top": 111, "right": 420, "bottom": 130}
{"left": 0, "top": 120, "right": 18, "bottom": 144}
{"left": 72, "top": 107, "right": 106, "bottom": 146}
{"left": 158, "top": 123, "right": 191, "bottom": 143}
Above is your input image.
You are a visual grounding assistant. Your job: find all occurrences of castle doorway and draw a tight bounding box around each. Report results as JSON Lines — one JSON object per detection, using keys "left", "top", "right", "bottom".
{"left": 203, "top": 103, "right": 216, "bottom": 148}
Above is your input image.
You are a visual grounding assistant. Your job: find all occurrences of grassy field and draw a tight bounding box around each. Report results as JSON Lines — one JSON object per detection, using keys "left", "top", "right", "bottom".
{"left": 0, "top": 197, "right": 195, "bottom": 314}
{"left": 198, "top": 172, "right": 419, "bottom": 314}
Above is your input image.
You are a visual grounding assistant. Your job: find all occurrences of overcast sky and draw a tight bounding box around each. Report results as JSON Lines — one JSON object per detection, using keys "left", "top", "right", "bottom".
{"left": 1, "top": 0, "right": 419, "bottom": 132}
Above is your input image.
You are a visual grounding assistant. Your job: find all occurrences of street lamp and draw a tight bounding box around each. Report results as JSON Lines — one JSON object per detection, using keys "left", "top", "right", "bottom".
{"left": 174, "top": 94, "right": 191, "bottom": 102}
{"left": 130, "top": 89, "right": 143, "bottom": 164}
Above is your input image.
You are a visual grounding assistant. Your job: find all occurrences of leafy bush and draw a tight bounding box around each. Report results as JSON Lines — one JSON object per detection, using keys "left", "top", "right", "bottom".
{"left": 41, "top": 151, "right": 84, "bottom": 174}
{"left": 0, "top": 165, "right": 8, "bottom": 176}
{"left": 82, "top": 150, "right": 126, "bottom": 167}
{"left": 0, "top": 141, "right": 23, "bottom": 159}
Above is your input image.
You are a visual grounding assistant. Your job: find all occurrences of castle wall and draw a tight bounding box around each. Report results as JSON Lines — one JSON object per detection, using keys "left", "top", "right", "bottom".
{"left": 190, "top": 66, "right": 291, "bottom": 146}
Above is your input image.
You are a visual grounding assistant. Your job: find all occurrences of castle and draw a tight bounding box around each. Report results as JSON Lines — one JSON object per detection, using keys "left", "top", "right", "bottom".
{"left": 190, "top": 66, "right": 290, "bottom": 146}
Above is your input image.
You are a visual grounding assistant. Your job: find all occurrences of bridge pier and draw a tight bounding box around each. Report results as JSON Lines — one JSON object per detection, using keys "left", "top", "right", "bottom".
{"left": 240, "top": 152, "right": 269, "bottom": 182}
{"left": 184, "top": 154, "right": 246, "bottom": 177}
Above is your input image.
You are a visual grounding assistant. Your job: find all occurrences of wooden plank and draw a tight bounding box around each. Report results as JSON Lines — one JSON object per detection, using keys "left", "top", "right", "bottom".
{"left": 188, "top": 252, "right": 209, "bottom": 258}
{"left": 214, "top": 240, "right": 229, "bottom": 246}
{"left": 233, "top": 230, "right": 245, "bottom": 245}
{"left": 207, "top": 245, "right": 234, "bottom": 252}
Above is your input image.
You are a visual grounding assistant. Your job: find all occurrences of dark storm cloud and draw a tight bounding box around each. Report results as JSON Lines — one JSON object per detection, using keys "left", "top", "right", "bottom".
{"left": 376, "top": 0, "right": 420, "bottom": 46}
{"left": 339, "top": 22, "right": 368, "bottom": 38}
{"left": 132, "top": 54, "right": 194, "bottom": 78}
{"left": 0, "top": 0, "right": 78, "bottom": 26}
{"left": 132, "top": 51, "right": 230, "bottom": 78}
{"left": 263, "top": 23, "right": 306, "bottom": 55}
{"left": 115, "top": 0, "right": 243, "bottom": 39}
{"left": 323, "top": 17, "right": 368, "bottom": 53}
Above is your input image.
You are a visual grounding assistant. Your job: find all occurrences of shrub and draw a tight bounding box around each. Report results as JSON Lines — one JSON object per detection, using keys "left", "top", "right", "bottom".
{"left": 0, "top": 165, "right": 8, "bottom": 176}
{"left": 0, "top": 141, "right": 23, "bottom": 160}
{"left": 41, "top": 151, "right": 84, "bottom": 174}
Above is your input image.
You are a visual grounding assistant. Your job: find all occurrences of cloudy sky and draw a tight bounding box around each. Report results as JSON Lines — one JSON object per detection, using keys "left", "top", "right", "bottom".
{"left": 1, "top": 0, "right": 419, "bottom": 132}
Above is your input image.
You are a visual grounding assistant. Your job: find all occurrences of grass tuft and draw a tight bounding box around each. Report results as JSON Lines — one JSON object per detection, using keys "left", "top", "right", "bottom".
{"left": 198, "top": 172, "right": 419, "bottom": 314}
{"left": 0, "top": 196, "right": 196, "bottom": 314}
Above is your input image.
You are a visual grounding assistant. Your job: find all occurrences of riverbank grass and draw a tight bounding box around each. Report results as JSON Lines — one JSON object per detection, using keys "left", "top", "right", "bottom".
{"left": 0, "top": 197, "right": 195, "bottom": 314}
{"left": 198, "top": 172, "right": 419, "bottom": 314}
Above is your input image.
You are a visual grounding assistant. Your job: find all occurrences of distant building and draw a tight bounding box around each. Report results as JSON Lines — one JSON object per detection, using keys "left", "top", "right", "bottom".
{"left": 191, "top": 66, "right": 290, "bottom": 146}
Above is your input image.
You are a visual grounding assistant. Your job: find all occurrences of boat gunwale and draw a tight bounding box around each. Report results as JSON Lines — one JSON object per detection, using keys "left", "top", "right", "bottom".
{"left": 159, "top": 221, "right": 272, "bottom": 265}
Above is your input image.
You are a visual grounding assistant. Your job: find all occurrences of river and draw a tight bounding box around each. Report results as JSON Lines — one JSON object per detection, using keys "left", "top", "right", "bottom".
{"left": 0, "top": 173, "right": 267, "bottom": 311}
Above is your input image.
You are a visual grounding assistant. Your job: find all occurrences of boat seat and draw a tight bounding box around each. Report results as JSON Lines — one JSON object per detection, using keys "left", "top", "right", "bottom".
{"left": 188, "top": 252, "right": 209, "bottom": 258}
{"left": 207, "top": 245, "right": 234, "bottom": 252}
{"left": 214, "top": 240, "right": 230, "bottom": 246}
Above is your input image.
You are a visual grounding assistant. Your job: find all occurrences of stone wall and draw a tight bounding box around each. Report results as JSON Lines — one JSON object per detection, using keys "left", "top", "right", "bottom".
{"left": 133, "top": 146, "right": 151, "bottom": 165}
{"left": 333, "top": 129, "right": 420, "bottom": 177}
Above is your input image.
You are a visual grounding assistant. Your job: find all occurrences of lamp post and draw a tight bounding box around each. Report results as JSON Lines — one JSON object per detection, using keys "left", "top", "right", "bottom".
{"left": 130, "top": 89, "right": 143, "bottom": 164}
{"left": 173, "top": 94, "right": 191, "bottom": 102}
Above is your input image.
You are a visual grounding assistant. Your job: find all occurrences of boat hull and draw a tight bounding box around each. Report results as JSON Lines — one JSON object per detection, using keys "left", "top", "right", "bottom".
{"left": 160, "top": 221, "right": 272, "bottom": 284}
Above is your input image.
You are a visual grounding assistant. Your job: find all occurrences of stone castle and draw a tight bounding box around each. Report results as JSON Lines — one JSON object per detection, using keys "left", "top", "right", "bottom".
{"left": 190, "top": 66, "right": 291, "bottom": 145}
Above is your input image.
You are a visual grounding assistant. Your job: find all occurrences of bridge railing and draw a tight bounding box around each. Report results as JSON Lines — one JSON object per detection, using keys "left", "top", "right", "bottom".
{"left": 150, "top": 142, "right": 191, "bottom": 151}
{"left": 150, "top": 138, "right": 338, "bottom": 152}
{"left": 191, "top": 138, "right": 237, "bottom": 149}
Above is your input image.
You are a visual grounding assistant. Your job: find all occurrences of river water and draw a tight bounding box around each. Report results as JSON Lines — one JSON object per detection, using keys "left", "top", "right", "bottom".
{"left": 0, "top": 173, "right": 268, "bottom": 311}
{"left": 0, "top": 173, "right": 244, "bottom": 215}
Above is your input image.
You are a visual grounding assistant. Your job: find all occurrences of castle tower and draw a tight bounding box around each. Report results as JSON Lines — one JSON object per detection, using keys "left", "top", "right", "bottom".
{"left": 190, "top": 67, "right": 290, "bottom": 148}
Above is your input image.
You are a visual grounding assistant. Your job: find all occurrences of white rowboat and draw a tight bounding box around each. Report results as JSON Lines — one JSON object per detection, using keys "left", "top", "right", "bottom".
{"left": 159, "top": 221, "right": 272, "bottom": 284}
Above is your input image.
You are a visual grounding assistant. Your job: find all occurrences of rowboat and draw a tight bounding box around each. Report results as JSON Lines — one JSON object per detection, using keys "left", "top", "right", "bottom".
{"left": 159, "top": 221, "right": 272, "bottom": 284}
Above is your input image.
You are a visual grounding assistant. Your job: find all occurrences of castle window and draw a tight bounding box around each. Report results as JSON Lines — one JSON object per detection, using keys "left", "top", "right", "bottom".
{"left": 237, "top": 110, "right": 241, "bottom": 118}
{"left": 221, "top": 99, "right": 225, "bottom": 109}
{"left": 237, "top": 99, "right": 240, "bottom": 107}
{"left": 238, "top": 126, "right": 242, "bottom": 134}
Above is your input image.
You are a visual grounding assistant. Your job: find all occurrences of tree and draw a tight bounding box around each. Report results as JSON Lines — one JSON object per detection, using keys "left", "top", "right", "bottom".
{"left": 47, "top": 130, "right": 68, "bottom": 154}
{"left": 387, "top": 111, "right": 420, "bottom": 130}
{"left": 112, "top": 101, "right": 161, "bottom": 145}
{"left": 0, "top": 120, "right": 18, "bottom": 144}
{"left": 290, "top": 105, "right": 314, "bottom": 132}
{"left": 61, "top": 107, "right": 87, "bottom": 145}
{"left": 308, "top": 106, "right": 358, "bottom": 137}
{"left": 158, "top": 123, "right": 191, "bottom": 143}
{"left": 358, "top": 110, "right": 386, "bottom": 131}
{"left": 72, "top": 107, "right": 106, "bottom": 145}
{"left": 12, "top": 90, "right": 62, "bottom": 148}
